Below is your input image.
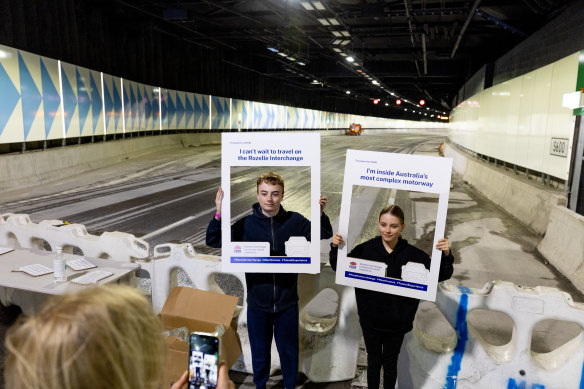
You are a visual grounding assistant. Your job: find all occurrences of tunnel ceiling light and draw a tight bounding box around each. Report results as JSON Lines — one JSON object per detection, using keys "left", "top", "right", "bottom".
{"left": 332, "top": 47, "right": 342, "bottom": 53}
{"left": 328, "top": 18, "right": 340, "bottom": 25}
{"left": 312, "top": 1, "right": 326, "bottom": 10}
{"left": 332, "top": 39, "right": 343, "bottom": 45}
{"left": 300, "top": 1, "right": 314, "bottom": 10}
{"left": 353, "top": 62, "right": 359, "bottom": 66}
{"left": 372, "top": 80, "right": 379, "bottom": 85}
{"left": 339, "top": 52, "right": 347, "bottom": 57}
{"left": 318, "top": 18, "right": 330, "bottom": 26}
{"left": 356, "top": 69, "right": 363, "bottom": 73}
{"left": 297, "top": 61, "right": 306, "bottom": 66}
{"left": 346, "top": 90, "right": 351, "bottom": 94}
{"left": 288, "top": 57, "right": 296, "bottom": 61}
{"left": 340, "top": 39, "right": 351, "bottom": 46}
{"left": 346, "top": 56, "right": 354, "bottom": 62}
{"left": 267, "top": 47, "right": 278, "bottom": 53}
{"left": 332, "top": 31, "right": 342, "bottom": 37}
{"left": 277, "top": 52, "right": 288, "bottom": 57}
{"left": 385, "top": 103, "right": 389, "bottom": 106}
{"left": 390, "top": 92, "right": 395, "bottom": 96}
{"left": 341, "top": 31, "right": 350, "bottom": 37}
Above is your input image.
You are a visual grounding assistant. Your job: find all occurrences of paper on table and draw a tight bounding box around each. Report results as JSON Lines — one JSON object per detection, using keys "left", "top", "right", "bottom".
{"left": 13, "top": 264, "right": 53, "bottom": 277}
{"left": 67, "top": 258, "right": 97, "bottom": 271}
{"left": 72, "top": 270, "right": 113, "bottom": 285}
{"left": 0, "top": 247, "right": 15, "bottom": 255}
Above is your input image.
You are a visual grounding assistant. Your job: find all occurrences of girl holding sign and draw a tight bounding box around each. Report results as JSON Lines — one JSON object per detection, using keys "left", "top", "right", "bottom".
{"left": 329, "top": 205, "right": 454, "bottom": 389}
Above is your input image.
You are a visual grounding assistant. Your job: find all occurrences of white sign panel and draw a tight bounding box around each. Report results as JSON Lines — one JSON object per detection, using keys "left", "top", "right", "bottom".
{"left": 221, "top": 132, "right": 321, "bottom": 273}
{"left": 336, "top": 149, "right": 452, "bottom": 301}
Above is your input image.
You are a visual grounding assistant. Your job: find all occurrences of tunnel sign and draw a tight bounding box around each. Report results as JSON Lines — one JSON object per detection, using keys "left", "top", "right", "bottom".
{"left": 335, "top": 149, "right": 453, "bottom": 301}
{"left": 220, "top": 132, "right": 322, "bottom": 273}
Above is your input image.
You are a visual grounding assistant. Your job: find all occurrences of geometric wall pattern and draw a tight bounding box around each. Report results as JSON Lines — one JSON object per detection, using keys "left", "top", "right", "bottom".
{"left": 0, "top": 43, "right": 358, "bottom": 146}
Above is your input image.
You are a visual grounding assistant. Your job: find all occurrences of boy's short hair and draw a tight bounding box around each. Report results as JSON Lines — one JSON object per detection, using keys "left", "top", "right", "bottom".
{"left": 257, "top": 171, "right": 285, "bottom": 193}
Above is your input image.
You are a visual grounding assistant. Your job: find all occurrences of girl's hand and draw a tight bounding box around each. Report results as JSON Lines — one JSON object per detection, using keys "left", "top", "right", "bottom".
{"left": 319, "top": 195, "right": 328, "bottom": 215}
{"left": 436, "top": 238, "right": 450, "bottom": 256}
{"left": 332, "top": 232, "right": 345, "bottom": 248}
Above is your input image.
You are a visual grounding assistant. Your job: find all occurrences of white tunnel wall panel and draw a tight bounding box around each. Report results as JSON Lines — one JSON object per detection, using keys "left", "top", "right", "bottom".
{"left": 151, "top": 86, "right": 160, "bottom": 131}
{"left": 193, "top": 93, "right": 210, "bottom": 130}
{"left": 160, "top": 89, "right": 169, "bottom": 130}
{"left": 40, "top": 56, "right": 63, "bottom": 141}
{"left": 175, "top": 91, "right": 187, "bottom": 129}
{"left": 75, "top": 66, "right": 94, "bottom": 138}
{"left": 0, "top": 45, "right": 23, "bottom": 144}
{"left": 60, "top": 61, "right": 81, "bottom": 139}
{"left": 19, "top": 50, "right": 45, "bottom": 142}
{"left": 211, "top": 96, "right": 230, "bottom": 130}
{"left": 185, "top": 92, "right": 195, "bottom": 129}
{"left": 89, "top": 70, "right": 105, "bottom": 137}
{"left": 451, "top": 52, "right": 579, "bottom": 180}
{"left": 102, "top": 74, "right": 123, "bottom": 135}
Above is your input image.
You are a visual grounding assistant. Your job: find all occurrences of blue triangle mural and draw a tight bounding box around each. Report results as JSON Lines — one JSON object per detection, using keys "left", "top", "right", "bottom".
{"left": 90, "top": 73, "right": 102, "bottom": 134}
{"left": 200, "top": 96, "right": 209, "bottom": 128}
{"left": 242, "top": 102, "right": 247, "bottom": 128}
{"left": 19, "top": 53, "right": 42, "bottom": 140}
{"left": 138, "top": 86, "right": 145, "bottom": 129}
{"left": 0, "top": 61, "right": 20, "bottom": 137}
{"left": 41, "top": 59, "right": 60, "bottom": 138}
{"left": 60, "top": 67, "right": 77, "bottom": 135}
{"left": 167, "top": 92, "right": 176, "bottom": 126}
{"left": 144, "top": 88, "right": 152, "bottom": 127}
{"left": 130, "top": 85, "right": 137, "bottom": 128}
{"left": 76, "top": 69, "right": 90, "bottom": 134}
{"left": 176, "top": 94, "right": 184, "bottom": 127}
{"left": 123, "top": 84, "right": 130, "bottom": 127}
{"left": 185, "top": 94, "right": 193, "bottom": 127}
{"left": 112, "top": 81, "right": 121, "bottom": 131}
{"left": 103, "top": 80, "right": 113, "bottom": 129}
{"left": 152, "top": 90, "right": 159, "bottom": 128}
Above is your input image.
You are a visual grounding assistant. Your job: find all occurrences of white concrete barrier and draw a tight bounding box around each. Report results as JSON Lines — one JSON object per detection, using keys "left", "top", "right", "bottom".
{"left": 0, "top": 213, "right": 149, "bottom": 262}
{"left": 399, "top": 281, "right": 584, "bottom": 388}
{"left": 298, "top": 263, "right": 361, "bottom": 382}
{"left": 537, "top": 205, "right": 584, "bottom": 296}
{"left": 147, "top": 243, "right": 362, "bottom": 382}
{"left": 444, "top": 143, "right": 567, "bottom": 235}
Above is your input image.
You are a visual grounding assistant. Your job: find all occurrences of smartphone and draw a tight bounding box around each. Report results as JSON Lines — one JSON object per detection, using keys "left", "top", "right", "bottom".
{"left": 188, "top": 331, "right": 220, "bottom": 389}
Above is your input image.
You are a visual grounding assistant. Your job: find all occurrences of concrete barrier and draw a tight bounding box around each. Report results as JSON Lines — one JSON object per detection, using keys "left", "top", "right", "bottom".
{"left": 537, "top": 205, "right": 584, "bottom": 295}
{"left": 148, "top": 243, "right": 362, "bottom": 382}
{"left": 0, "top": 213, "right": 149, "bottom": 262}
{"left": 0, "top": 133, "right": 221, "bottom": 193}
{"left": 444, "top": 143, "right": 567, "bottom": 235}
{"left": 399, "top": 281, "right": 584, "bottom": 388}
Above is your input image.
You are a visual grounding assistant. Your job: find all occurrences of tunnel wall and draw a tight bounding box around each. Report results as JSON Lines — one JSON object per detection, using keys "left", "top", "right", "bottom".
{"left": 0, "top": 43, "right": 445, "bottom": 149}
{"left": 449, "top": 51, "right": 580, "bottom": 181}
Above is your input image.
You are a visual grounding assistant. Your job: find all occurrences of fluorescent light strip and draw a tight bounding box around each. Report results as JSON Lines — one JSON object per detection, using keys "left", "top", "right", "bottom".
{"left": 328, "top": 18, "right": 340, "bottom": 25}
{"left": 332, "top": 31, "right": 342, "bottom": 37}
{"left": 318, "top": 18, "right": 330, "bottom": 26}
{"left": 312, "top": 1, "right": 325, "bottom": 10}
{"left": 300, "top": 1, "right": 314, "bottom": 10}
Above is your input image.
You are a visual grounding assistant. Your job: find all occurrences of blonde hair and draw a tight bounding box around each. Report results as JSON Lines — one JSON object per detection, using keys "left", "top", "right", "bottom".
{"left": 4, "top": 285, "right": 165, "bottom": 389}
{"left": 256, "top": 171, "right": 285, "bottom": 194}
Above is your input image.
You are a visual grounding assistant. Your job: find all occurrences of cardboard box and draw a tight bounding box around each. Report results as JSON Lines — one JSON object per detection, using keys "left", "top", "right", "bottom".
{"left": 160, "top": 287, "right": 242, "bottom": 388}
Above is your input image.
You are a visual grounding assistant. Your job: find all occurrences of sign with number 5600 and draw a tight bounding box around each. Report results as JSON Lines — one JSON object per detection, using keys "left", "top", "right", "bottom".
{"left": 550, "top": 137, "right": 569, "bottom": 157}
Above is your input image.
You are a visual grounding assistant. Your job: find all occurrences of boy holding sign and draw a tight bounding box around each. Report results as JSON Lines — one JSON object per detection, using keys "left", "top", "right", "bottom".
{"left": 206, "top": 171, "right": 332, "bottom": 389}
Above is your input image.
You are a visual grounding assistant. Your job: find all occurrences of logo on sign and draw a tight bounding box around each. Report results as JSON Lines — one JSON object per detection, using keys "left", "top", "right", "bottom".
{"left": 234, "top": 245, "right": 242, "bottom": 253}
{"left": 349, "top": 261, "right": 357, "bottom": 270}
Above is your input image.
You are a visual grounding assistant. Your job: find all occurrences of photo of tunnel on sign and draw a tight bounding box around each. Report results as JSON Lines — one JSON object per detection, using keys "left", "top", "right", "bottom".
{"left": 346, "top": 185, "right": 440, "bottom": 285}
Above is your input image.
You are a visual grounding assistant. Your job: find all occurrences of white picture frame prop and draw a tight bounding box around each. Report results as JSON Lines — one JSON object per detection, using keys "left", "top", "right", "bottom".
{"left": 220, "top": 132, "right": 321, "bottom": 273}
{"left": 335, "top": 149, "right": 453, "bottom": 301}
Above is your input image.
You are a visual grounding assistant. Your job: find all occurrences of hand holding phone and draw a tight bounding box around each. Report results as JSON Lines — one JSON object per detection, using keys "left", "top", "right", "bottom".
{"left": 188, "top": 332, "right": 220, "bottom": 389}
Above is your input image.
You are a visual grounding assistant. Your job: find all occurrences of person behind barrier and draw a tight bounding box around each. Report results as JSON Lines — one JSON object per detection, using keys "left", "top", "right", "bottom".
{"left": 4, "top": 285, "right": 235, "bottom": 389}
{"left": 329, "top": 204, "right": 454, "bottom": 389}
{"left": 206, "top": 171, "right": 333, "bottom": 389}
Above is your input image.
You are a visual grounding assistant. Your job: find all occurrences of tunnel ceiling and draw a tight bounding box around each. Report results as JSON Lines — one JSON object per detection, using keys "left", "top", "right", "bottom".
{"left": 106, "top": 0, "right": 571, "bottom": 116}
{"left": 0, "top": 0, "right": 574, "bottom": 119}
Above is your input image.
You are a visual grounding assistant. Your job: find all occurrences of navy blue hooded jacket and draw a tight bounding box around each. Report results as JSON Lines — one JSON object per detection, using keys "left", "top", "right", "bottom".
{"left": 206, "top": 203, "right": 333, "bottom": 312}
